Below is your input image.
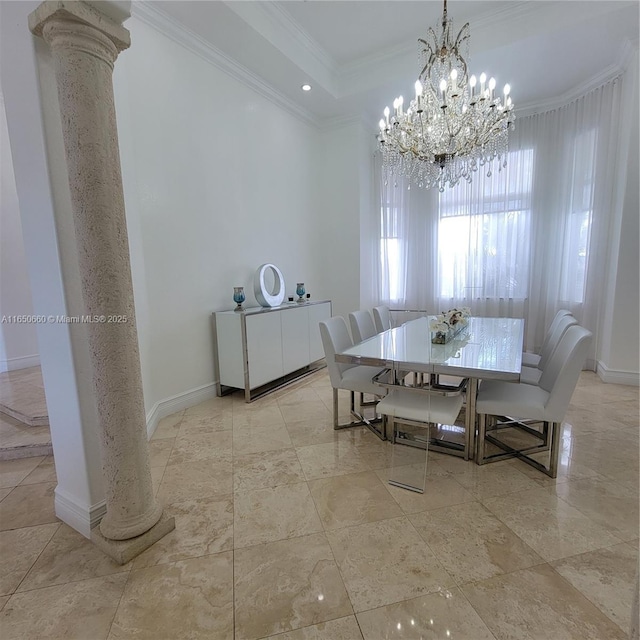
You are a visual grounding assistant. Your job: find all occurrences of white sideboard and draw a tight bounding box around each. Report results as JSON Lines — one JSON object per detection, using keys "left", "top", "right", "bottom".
{"left": 214, "top": 300, "right": 332, "bottom": 401}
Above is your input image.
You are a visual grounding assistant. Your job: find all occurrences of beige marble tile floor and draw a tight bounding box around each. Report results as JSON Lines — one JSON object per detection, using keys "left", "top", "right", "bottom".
{"left": 0, "top": 370, "right": 637, "bottom": 639}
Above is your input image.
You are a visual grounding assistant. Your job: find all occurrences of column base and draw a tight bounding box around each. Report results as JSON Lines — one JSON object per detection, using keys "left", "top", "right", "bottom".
{"left": 91, "top": 512, "right": 175, "bottom": 565}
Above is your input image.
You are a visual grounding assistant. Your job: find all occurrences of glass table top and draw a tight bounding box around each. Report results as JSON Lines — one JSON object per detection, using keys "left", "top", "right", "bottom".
{"left": 336, "top": 316, "right": 524, "bottom": 380}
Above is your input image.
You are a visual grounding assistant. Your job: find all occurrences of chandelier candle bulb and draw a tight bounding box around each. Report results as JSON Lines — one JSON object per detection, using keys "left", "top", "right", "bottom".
{"left": 415, "top": 80, "right": 423, "bottom": 111}
{"left": 489, "top": 77, "right": 496, "bottom": 100}
{"left": 469, "top": 74, "right": 477, "bottom": 101}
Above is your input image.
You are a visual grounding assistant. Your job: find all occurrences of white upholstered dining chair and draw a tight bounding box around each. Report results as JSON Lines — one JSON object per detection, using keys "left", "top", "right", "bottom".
{"left": 376, "top": 389, "right": 464, "bottom": 447}
{"left": 522, "top": 309, "right": 572, "bottom": 367}
{"left": 319, "top": 316, "right": 387, "bottom": 439}
{"left": 376, "top": 388, "right": 464, "bottom": 492}
{"left": 348, "top": 310, "right": 377, "bottom": 344}
{"left": 520, "top": 313, "right": 577, "bottom": 385}
{"left": 476, "top": 324, "right": 592, "bottom": 477}
{"left": 372, "top": 305, "right": 392, "bottom": 333}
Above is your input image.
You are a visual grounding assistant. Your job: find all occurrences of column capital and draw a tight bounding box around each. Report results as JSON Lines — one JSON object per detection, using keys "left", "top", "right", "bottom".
{"left": 29, "top": 1, "right": 130, "bottom": 52}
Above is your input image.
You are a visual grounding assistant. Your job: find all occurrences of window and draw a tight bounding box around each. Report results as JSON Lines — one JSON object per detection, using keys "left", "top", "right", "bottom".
{"left": 380, "top": 200, "right": 404, "bottom": 302}
{"left": 437, "top": 149, "right": 534, "bottom": 300}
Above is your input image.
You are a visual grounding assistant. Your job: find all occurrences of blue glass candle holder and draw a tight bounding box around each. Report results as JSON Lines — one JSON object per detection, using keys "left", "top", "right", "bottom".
{"left": 233, "top": 286, "right": 246, "bottom": 312}
{"left": 296, "top": 283, "right": 305, "bottom": 303}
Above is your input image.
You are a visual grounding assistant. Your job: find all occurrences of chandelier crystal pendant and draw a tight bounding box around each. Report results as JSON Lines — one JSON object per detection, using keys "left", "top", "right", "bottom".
{"left": 377, "top": 0, "right": 515, "bottom": 191}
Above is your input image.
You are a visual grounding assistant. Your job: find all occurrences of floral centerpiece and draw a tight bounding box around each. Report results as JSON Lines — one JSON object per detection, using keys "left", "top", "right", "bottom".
{"left": 430, "top": 307, "right": 471, "bottom": 344}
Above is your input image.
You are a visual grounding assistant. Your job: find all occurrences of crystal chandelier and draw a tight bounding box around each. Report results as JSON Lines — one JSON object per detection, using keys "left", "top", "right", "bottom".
{"left": 377, "top": 0, "right": 515, "bottom": 191}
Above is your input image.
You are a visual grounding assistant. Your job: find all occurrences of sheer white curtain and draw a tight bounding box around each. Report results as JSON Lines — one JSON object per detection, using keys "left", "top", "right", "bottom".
{"left": 520, "top": 81, "right": 622, "bottom": 355}
{"left": 374, "top": 76, "right": 623, "bottom": 357}
{"left": 375, "top": 159, "right": 438, "bottom": 312}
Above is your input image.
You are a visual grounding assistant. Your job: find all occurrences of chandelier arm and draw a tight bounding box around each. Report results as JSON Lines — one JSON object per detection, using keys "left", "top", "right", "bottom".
{"left": 476, "top": 123, "right": 509, "bottom": 148}
{"left": 453, "top": 24, "right": 470, "bottom": 54}
{"left": 417, "top": 113, "right": 430, "bottom": 161}
{"left": 418, "top": 33, "right": 438, "bottom": 81}
{"left": 442, "top": 106, "right": 459, "bottom": 144}
{"left": 447, "top": 121, "right": 470, "bottom": 149}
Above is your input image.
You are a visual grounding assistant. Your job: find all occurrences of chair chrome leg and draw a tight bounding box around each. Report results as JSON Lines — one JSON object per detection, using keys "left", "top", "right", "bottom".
{"left": 465, "top": 378, "right": 478, "bottom": 462}
{"left": 548, "top": 421, "right": 561, "bottom": 478}
{"left": 463, "top": 415, "right": 471, "bottom": 462}
{"left": 477, "top": 415, "right": 562, "bottom": 477}
{"left": 331, "top": 387, "right": 386, "bottom": 440}
{"left": 477, "top": 412, "right": 487, "bottom": 464}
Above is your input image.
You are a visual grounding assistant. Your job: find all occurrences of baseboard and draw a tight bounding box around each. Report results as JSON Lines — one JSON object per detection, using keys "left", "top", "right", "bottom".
{"left": 145, "top": 382, "right": 218, "bottom": 439}
{"left": 54, "top": 486, "right": 107, "bottom": 539}
{"left": 596, "top": 361, "right": 640, "bottom": 386}
{"left": 0, "top": 354, "right": 40, "bottom": 373}
{"left": 585, "top": 358, "right": 597, "bottom": 372}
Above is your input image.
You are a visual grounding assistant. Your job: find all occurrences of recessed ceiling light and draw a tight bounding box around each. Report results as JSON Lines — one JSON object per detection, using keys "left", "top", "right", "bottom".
{"left": 301, "top": 84, "right": 312, "bottom": 92}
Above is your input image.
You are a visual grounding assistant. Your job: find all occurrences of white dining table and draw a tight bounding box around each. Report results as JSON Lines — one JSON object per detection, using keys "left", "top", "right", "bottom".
{"left": 335, "top": 316, "right": 525, "bottom": 460}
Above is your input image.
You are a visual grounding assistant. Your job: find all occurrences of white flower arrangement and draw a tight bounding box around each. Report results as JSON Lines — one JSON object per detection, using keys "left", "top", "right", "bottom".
{"left": 430, "top": 308, "right": 471, "bottom": 343}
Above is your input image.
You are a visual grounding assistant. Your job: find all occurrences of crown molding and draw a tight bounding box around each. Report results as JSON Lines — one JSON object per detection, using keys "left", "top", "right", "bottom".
{"left": 470, "top": 1, "right": 536, "bottom": 31}
{"left": 260, "top": 2, "right": 335, "bottom": 71}
{"left": 517, "top": 37, "right": 636, "bottom": 118}
{"left": 131, "top": 1, "right": 321, "bottom": 129}
{"left": 517, "top": 65, "right": 620, "bottom": 117}
{"left": 619, "top": 38, "right": 639, "bottom": 71}
{"left": 224, "top": 1, "right": 338, "bottom": 96}
{"left": 320, "top": 113, "right": 368, "bottom": 133}
{"left": 338, "top": 40, "right": 414, "bottom": 97}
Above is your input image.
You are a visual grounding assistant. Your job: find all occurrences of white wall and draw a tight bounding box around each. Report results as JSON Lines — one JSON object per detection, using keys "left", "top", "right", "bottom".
{"left": 113, "top": 16, "right": 327, "bottom": 419}
{"left": 0, "top": 92, "right": 40, "bottom": 372}
{"left": 316, "top": 120, "right": 369, "bottom": 321}
{"left": 358, "top": 127, "right": 379, "bottom": 312}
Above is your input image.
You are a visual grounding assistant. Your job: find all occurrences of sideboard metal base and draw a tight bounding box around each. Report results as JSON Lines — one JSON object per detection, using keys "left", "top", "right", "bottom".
{"left": 217, "top": 360, "right": 327, "bottom": 403}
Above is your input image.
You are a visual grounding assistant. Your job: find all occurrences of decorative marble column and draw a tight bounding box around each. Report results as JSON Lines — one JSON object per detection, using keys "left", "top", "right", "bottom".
{"left": 29, "top": 1, "right": 174, "bottom": 563}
